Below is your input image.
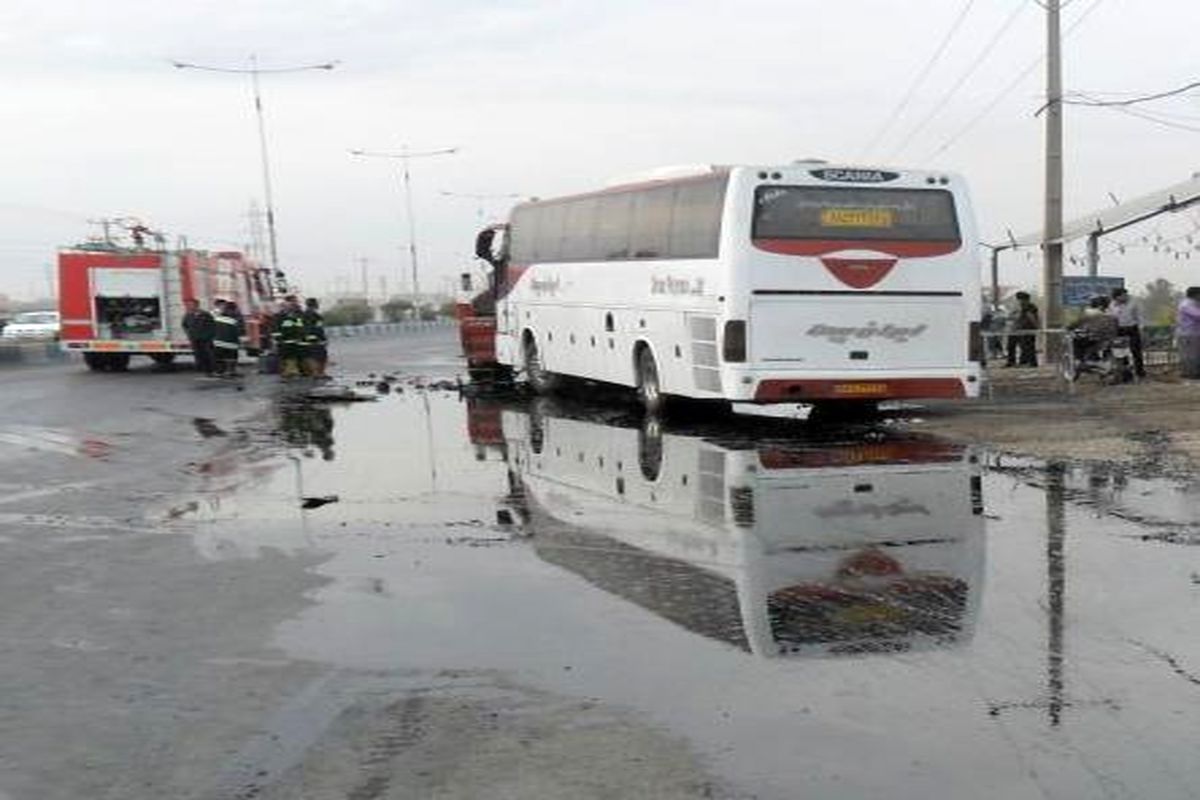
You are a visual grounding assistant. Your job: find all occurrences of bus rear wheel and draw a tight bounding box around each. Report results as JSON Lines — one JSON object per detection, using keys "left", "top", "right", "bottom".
{"left": 523, "top": 336, "right": 558, "bottom": 395}
{"left": 636, "top": 347, "right": 667, "bottom": 415}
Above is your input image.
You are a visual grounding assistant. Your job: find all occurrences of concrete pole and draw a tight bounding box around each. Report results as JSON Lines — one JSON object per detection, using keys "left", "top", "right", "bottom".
{"left": 1086, "top": 233, "right": 1100, "bottom": 277}
{"left": 990, "top": 247, "right": 1001, "bottom": 311}
{"left": 249, "top": 55, "right": 281, "bottom": 283}
{"left": 1042, "top": 0, "right": 1065, "bottom": 354}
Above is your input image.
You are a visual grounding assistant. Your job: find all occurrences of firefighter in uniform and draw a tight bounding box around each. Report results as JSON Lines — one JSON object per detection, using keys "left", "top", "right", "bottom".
{"left": 212, "top": 300, "right": 245, "bottom": 378}
{"left": 301, "top": 297, "right": 328, "bottom": 378}
{"left": 273, "top": 295, "right": 306, "bottom": 379}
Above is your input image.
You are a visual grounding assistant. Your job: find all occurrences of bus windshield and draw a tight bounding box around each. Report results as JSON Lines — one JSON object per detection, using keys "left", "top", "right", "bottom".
{"left": 752, "top": 186, "right": 960, "bottom": 243}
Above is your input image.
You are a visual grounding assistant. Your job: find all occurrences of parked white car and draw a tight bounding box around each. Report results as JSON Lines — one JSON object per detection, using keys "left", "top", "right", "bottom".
{"left": 1, "top": 310, "right": 61, "bottom": 340}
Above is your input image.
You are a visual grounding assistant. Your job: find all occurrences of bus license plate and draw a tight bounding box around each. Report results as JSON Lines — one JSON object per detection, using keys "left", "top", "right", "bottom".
{"left": 834, "top": 382, "right": 888, "bottom": 396}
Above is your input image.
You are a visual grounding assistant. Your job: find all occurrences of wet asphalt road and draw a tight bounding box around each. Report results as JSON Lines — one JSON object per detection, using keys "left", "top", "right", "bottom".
{"left": 2, "top": 327, "right": 1200, "bottom": 800}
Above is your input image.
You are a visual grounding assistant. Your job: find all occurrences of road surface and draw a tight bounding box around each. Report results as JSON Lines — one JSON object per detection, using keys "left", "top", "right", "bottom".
{"left": 2, "top": 328, "right": 1198, "bottom": 800}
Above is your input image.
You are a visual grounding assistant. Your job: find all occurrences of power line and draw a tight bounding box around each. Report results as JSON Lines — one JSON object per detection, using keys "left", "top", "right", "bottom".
{"left": 857, "top": 0, "right": 978, "bottom": 160}
{"left": 1094, "top": 102, "right": 1200, "bottom": 134}
{"left": 886, "top": 0, "right": 1029, "bottom": 162}
{"left": 1064, "top": 79, "right": 1200, "bottom": 108}
{"left": 922, "top": 0, "right": 1109, "bottom": 161}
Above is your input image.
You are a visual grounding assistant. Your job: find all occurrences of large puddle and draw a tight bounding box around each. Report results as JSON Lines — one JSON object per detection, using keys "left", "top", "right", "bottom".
{"left": 176, "top": 382, "right": 1200, "bottom": 800}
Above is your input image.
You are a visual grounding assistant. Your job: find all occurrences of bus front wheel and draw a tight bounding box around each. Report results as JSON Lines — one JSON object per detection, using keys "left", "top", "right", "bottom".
{"left": 636, "top": 347, "right": 667, "bottom": 414}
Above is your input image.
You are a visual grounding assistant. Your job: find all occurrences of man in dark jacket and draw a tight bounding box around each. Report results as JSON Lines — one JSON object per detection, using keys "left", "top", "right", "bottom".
{"left": 273, "top": 295, "right": 305, "bottom": 379}
{"left": 212, "top": 300, "right": 245, "bottom": 378}
{"left": 301, "top": 298, "right": 328, "bottom": 378}
{"left": 182, "top": 298, "right": 216, "bottom": 376}
{"left": 1005, "top": 291, "right": 1040, "bottom": 367}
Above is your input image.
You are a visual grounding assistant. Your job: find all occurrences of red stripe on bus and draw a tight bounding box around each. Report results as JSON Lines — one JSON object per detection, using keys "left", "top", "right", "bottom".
{"left": 754, "top": 378, "right": 966, "bottom": 402}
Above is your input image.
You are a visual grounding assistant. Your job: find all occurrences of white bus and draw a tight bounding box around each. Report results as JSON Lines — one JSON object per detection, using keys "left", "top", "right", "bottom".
{"left": 476, "top": 400, "right": 986, "bottom": 658}
{"left": 467, "top": 162, "right": 982, "bottom": 412}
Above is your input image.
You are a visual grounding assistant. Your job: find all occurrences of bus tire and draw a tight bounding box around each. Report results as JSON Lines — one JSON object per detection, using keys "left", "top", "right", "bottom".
{"left": 523, "top": 334, "right": 558, "bottom": 395}
{"left": 638, "top": 414, "right": 664, "bottom": 481}
{"left": 636, "top": 347, "right": 667, "bottom": 414}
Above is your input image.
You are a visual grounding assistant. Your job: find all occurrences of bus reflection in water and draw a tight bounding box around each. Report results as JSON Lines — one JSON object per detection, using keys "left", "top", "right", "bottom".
{"left": 474, "top": 400, "right": 986, "bottom": 658}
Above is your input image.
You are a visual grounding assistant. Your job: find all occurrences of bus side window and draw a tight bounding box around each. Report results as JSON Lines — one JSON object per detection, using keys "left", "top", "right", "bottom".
{"left": 630, "top": 186, "right": 673, "bottom": 259}
{"left": 670, "top": 178, "right": 726, "bottom": 258}
{"left": 561, "top": 198, "right": 597, "bottom": 261}
{"left": 533, "top": 203, "right": 567, "bottom": 263}
{"left": 595, "top": 193, "right": 633, "bottom": 260}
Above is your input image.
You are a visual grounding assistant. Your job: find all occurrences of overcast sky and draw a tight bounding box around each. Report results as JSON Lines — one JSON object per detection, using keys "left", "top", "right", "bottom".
{"left": 1, "top": 0, "right": 1197, "bottom": 302}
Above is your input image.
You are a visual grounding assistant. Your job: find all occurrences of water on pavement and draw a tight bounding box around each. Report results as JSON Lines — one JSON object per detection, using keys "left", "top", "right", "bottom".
{"left": 173, "top": 379, "right": 1200, "bottom": 800}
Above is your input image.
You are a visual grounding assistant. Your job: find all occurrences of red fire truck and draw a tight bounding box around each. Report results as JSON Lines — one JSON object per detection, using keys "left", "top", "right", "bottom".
{"left": 58, "top": 225, "right": 276, "bottom": 371}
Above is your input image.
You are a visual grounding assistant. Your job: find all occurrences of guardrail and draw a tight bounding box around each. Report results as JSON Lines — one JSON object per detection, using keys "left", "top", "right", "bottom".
{"left": 981, "top": 325, "right": 1177, "bottom": 368}
{"left": 325, "top": 318, "right": 454, "bottom": 338}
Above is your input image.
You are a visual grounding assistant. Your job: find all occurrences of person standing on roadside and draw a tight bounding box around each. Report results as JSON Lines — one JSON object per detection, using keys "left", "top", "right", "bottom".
{"left": 1109, "top": 287, "right": 1146, "bottom": 379}
{"left": 301, "top": 297, "right": 328, "bottom": 379}
{"left": 182, "top": 298, "right": 216, "bottom": 376}
{"left": 273, "top": 295, "right": 306, "bottom": 379}
{"left": 1005, "top": 291, "right": 1040, "bottom": 367}
{"left": 1176, "top": 287, "right": 1200, "bottom": 379}
{"left": 212, "top": 299, "right": 244, "bottom": 378}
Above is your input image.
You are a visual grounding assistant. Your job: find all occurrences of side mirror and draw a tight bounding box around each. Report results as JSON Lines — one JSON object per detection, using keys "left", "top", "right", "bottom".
{"left": 474, "top": 225, "right": 509, "bottom": 267}
{"left": 475, "top": 229, "right": 497, "bottom": 263}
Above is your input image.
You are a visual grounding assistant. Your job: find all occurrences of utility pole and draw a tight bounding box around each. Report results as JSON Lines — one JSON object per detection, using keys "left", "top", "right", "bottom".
{"left": 360, "top": 256, "right": 369, "bottom": 302}
{"left": 349, "top": 146, "right": 459, "bottom": 307}
{"left": 1042, "top": 0, "right": 1065, "bottom": 355}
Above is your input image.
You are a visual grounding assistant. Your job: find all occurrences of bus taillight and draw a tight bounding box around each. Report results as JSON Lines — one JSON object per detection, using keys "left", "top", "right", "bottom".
{"left": 723, "top": 320, "right": 747, "bottom": 362}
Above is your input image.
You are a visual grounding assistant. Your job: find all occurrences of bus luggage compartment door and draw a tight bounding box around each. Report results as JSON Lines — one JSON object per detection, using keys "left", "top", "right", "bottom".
{"left": 749, "top": 296, "right": 964, "bottom": 369}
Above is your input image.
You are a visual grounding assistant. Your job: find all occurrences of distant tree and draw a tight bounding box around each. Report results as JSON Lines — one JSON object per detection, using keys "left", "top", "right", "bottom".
{"left": 1140, "top": 278, "right": 1181, "bottom": 325}
{"left": 324, "top": 301, "right": 372, "bottom": 327}
{"left": 437, "top": 300, "right": 457, "bottom": 318}
{"left": 380, "top": 298, "right": 414, "bottom": 322}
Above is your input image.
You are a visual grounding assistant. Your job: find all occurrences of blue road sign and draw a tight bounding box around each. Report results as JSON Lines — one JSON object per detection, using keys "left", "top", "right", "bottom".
{"left": 1062, "top": 276, "right": 1125, "bottom": 307}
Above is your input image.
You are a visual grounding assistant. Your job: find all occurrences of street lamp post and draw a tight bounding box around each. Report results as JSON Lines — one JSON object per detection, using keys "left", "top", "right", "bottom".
{"left": 350, "top": 146, "right": 458, "bottom": 305}
{"left": 172, "top": 55, "right": 337, "bottom": 291}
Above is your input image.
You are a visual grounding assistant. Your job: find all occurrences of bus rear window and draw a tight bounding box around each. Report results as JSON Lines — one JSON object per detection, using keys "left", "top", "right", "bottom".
{"left": 753, "top": 186, "right": 960, "bottom": 243}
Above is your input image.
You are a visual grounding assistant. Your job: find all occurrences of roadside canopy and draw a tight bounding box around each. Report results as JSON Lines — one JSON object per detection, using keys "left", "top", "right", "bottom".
{"left": 1012, "top": 173, "right": 1200, "bottom": 247}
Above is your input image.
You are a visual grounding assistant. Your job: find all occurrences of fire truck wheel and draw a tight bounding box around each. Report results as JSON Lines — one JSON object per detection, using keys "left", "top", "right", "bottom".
{"left": 150, "top": 353, "right": 176, "bottom": 367}
{"left": 108, "top": 353, "right": 131, "bottom": 372}
{"left": 83, "top": 353, "right": 105, "bottom": 372}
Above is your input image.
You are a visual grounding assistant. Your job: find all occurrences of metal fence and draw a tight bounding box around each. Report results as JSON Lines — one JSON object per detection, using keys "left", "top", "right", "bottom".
{"left": 981, "top": 325, "right": 1177, "bottom": 369}
{"left": 324, "top": 318, "right": 454, "bottom": 338}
